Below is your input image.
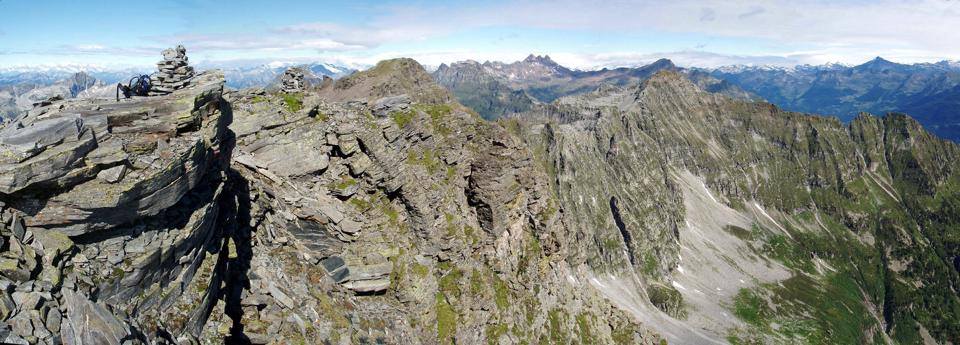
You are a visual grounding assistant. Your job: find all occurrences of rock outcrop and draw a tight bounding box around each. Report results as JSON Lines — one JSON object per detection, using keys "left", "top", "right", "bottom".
{"left": 0, "top": 70, "right": 230, "bottom": 344}
{"left": 203, "top": 59, "right": 662, "bottom": 344}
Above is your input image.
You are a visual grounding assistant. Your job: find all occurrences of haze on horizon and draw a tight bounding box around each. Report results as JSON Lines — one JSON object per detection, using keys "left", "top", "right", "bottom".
{"left": 1, "top": 0, "right": 959, "bottom": 70}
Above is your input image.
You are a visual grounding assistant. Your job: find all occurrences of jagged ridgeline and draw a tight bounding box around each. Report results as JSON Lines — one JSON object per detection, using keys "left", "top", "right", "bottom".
{"left": 510, "top": 71, "right": 960, "bottom": 344}
{"left": 0, "top": 53, "right": 956, "bottom": 345}
{"left": 0, "top": 56, "right": 661, "bottom": 344}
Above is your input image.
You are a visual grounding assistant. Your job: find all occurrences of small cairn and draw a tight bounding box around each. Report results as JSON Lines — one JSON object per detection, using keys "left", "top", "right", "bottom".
{"left": 149, "top": 45, "right": 195, "bottom": 96}
{"left": 280, "top": 67, "right": 306, "bottom": 93}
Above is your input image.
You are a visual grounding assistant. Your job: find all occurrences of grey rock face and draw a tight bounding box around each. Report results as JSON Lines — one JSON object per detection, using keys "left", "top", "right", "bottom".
{"left": 60, "top": 289, "right": 130, "bottom": 344}
{"left": 0, "top": 66, "right": 231, "bottom": 344}
{"left": 371, "top": 94, "right": 410, "bottom": 117}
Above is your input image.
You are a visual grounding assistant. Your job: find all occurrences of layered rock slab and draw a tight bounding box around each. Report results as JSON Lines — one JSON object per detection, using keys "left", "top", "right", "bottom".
{"left": 0, "top": 70, "right": 232, "bottom": 344}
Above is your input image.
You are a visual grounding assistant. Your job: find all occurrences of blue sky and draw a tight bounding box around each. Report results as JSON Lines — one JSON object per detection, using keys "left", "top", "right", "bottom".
{"left": 2, "top": 0, "right": 959, "bottom": 69}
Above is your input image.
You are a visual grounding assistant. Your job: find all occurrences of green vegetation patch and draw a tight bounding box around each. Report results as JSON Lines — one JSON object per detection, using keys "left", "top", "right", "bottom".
{"left": 547, "top": 308, "right": 568, "bottom": 343}
{"left": 436, "top": 293, "right": 457, "bottom": 344}
{"left": 406, "top": 148, "right": 443, "bottom": 174}
{"left": 648, "top": 283, "right": 687, "bottom": 319}
{"left": 492, "top": 274, "right": 509, "bottom": 311}
{"left": 282, "top": 92, "right": 303, "bottom": 112}
{"left": 486, "top": 323, "right": 509, "bottom": 345}
{"left": 731, "top": 214, "right": 885, "bottom": 343}
{"left": 391, "top": 109, "right": 416, "bottom": 128}
{"left": 410, "top": 262, "right": 429, "bottom": 278}
{"left": 438, "top": 267, "right": 464, "bottom": 297}
{"left": 420, "top": 104, "right": 453, "bottom": 137}
{"left": 575, "top": 313, "right": 595, "bottom": 344}
{"left": 732, "top": 288, "right": 771, "bottom": 330}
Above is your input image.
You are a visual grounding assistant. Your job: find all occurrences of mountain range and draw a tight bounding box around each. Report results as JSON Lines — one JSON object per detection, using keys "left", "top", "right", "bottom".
{"left": 7, "top": 56, "right": 960, "bottom": 142}
{"left": 433, "top": 55, "right": 960, "bottom": 143}
{"left": 0, "top": 48, "right": 958, "bottom": 344}
{"left": 208, "top": 61, "right": 355, "bottom": 89}
{"left": 432, "top": 55, "right": 754, "bottom": 120}
{"left": 707, "top": 57, "right": 960, "bottom": 141}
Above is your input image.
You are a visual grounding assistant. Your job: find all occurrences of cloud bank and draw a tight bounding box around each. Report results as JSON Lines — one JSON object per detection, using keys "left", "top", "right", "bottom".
{"left": 3, "top": 0, "right": 959, "bottom": 69}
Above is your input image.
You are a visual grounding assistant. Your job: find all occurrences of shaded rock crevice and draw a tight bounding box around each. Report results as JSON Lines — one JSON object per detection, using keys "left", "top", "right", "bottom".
{"left": 608, "top": 196, "right": 635, "bottom": 266}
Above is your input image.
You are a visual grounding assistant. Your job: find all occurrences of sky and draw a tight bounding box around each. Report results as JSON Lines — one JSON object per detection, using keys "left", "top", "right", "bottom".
{"left": 1, "top": 0, "right": 959, "bottom": 70}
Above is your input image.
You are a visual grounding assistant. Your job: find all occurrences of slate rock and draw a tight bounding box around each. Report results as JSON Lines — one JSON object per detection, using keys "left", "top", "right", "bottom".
{"left": 320, "top": 256, "right": 345, "bottom": 273}
{"left": 10, "top": 215, "right": 24, "bottom": 242}
{"left": 372, "top": 94, "right": 411, "bottom": 117}
{"left": 60, "top": 290, "right": 130, "bottom": 344}
{"left": 95, "top": 165, "right": 126, "bottom": 184}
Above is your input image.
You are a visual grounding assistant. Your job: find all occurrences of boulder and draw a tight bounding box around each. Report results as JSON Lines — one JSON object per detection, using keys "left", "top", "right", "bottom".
{"left": 60, "top": 290, "right": 130, "bottom": 345}
{"left": 95, "top": 165, "right": 126, "bottom": 183}
{"left": 372, "top": 94, "right": 410, "bottom": 117}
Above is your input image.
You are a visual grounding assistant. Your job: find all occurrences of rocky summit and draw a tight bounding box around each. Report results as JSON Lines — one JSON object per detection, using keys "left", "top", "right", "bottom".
{"left": 0, "top": 51, "right": 957, "bottom": 345}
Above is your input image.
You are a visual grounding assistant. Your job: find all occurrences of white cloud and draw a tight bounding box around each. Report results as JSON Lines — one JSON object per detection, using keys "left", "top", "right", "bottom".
{"left": 361, "top": 0, "right": 960, "bottom": 65}
{"left": 8, "top": 0, "right": 960, "bottom": 68}
{"left": 304, "top": 0, "right": 960, "bottom": 67}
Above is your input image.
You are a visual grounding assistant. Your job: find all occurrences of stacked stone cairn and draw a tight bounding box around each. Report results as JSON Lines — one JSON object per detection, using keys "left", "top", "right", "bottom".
{"left": 149, "top": 45, "right": 195, "bottom": 96}
{"left": 280, "top": 67, "right": 306, "bottom": 93}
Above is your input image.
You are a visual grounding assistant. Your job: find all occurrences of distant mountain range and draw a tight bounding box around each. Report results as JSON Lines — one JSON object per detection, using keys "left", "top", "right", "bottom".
{"left": 0, "top": 71, "right": 114, "bottom": 119}
{"left": 706, "top": 57, "right": 960, "bottom": 141}
{"left": 0, "top": 61, "right": 357, "bottom": 119}
{"left": 6, "top": 56, "right": 960, "bottom": 142}
{"left": 432, "top": 54, "right": 755, "bottom": 120}
{"left": 205, "top": 62, "right": 356, "bottom": 89}
{"left": 434, "top": 55, "right": 960, "bottom": 142}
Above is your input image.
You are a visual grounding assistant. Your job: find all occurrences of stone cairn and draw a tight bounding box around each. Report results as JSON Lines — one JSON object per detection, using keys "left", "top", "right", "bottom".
{"left": 280, "top": 67, "right": 306, "bottom": 93}
{"left": 149, "top": 45, "right": 195, "bottom": 96}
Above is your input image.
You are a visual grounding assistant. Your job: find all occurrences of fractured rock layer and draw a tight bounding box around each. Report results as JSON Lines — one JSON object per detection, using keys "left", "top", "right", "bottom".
{"left": 0, "top": 71, "right": 229, "bottom": 344}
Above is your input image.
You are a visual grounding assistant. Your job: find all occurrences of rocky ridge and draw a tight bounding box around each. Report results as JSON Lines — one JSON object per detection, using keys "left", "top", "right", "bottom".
{"left": 199, "top": 58, "right": 662, "bottom": 344}
{"left": 511, "top": 71, "right": 960, "bottom": 344}
{"left": 0, "top": 51, "right": 958, "bottom": 345}
{"left": 0, "top": 56, "right": 665, "bottom": 344}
